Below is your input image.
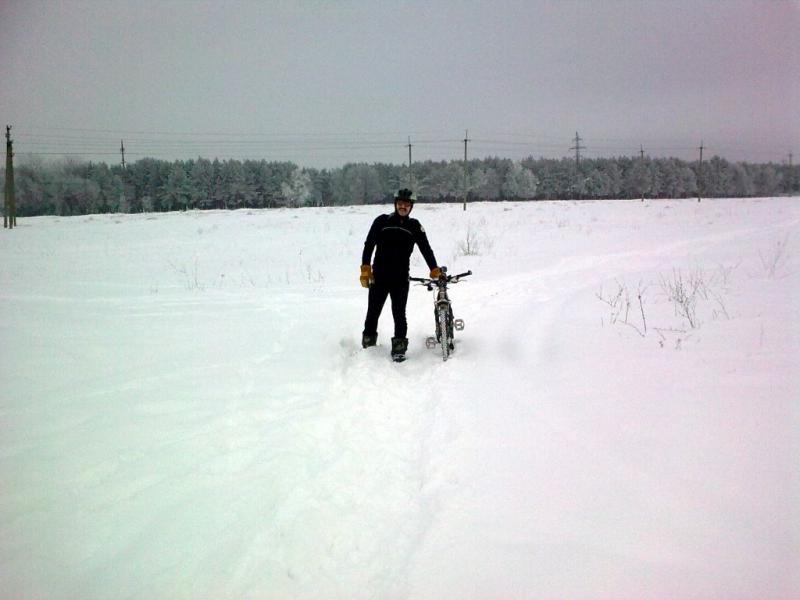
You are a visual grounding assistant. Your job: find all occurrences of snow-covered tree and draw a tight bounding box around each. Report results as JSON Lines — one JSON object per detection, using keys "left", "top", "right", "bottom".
{"left": 162, "top": 162, "right": 192, "bottom": 211}
{"left": 331, "top": 164, "right": 382, "bottom": 205}
{"left": 418, "top": 161, "right": 463, "bottom": 200}
{"left": 190, "top": 158, "right": 215, "bottom": 209}
{"left": 501, "top": 161, "right": 538, "bottom": 199}
{"left": 281, "top": 167, "right": 313, "bottom": 208}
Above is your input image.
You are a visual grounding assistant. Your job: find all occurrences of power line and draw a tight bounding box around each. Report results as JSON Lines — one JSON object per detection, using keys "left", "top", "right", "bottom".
{"left": 5, "top": 126, "right": 792, "bottom": 166}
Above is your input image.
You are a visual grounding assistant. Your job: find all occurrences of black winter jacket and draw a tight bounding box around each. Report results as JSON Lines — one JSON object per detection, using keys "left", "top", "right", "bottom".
{"left": 362, "top": 212, "right": 438, "bottom": 279}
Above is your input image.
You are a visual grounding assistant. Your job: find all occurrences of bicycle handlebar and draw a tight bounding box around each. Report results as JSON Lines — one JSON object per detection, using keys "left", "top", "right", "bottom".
{"left": 409, "top": 270, "right": 472, "bottom": 284}
{"left": 449, "top": 270, "right": 473, "bottom": 280}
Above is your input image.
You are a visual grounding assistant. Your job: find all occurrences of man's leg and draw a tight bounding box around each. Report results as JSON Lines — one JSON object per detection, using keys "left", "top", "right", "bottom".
{"left": 389, "top": 279, "right": 410, "bottom": 339}
{"left": 363, "top": 278, "right": 390, "bottom": 345}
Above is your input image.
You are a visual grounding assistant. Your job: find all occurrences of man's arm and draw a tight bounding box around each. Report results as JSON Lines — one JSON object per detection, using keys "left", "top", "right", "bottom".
{"left": 362, "top": 215, "right": 384, "bottom": 265}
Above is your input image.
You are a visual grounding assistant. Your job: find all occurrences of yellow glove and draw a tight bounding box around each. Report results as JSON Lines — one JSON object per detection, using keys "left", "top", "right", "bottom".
{"left": 430, "top": 267, "right": 442, "bottom": 279}
{"left": 360, "top": 265, "right": 372, "bottom": 288}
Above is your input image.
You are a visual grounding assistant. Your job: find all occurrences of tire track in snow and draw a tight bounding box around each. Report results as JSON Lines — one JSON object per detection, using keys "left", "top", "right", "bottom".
{"left": 241, "top": 341, "right": 453, "bottom": 599}
{"left": 203, "top": 324, "right": 454, "bottom": 598}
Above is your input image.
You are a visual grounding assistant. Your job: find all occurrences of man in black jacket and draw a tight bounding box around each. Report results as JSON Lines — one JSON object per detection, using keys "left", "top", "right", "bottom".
{"left": 360, "top": 188, "right": 441, "bottom": 360}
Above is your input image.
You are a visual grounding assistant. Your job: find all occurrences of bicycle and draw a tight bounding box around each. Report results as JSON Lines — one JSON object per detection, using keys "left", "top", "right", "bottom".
{"left": 409, "top": 267, "right": 472, "bottom": 361}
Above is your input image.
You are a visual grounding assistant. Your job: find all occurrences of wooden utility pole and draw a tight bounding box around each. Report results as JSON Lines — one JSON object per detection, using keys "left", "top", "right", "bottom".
{"left": 697, "top": 140, "right": 704, "bottom": 202}
{"left": 4, "top": 125, "right": 16, "bottom": 229}
{"left": 119, "top": 139, "right": 128, "bottom": 212}
{"left": 463, "top": 129, "right": 470, "bottom": 211}
{"left": 640, "top": 145, "right": 646, "bottom": 202}
{"left": 407, "top": 136, "right": 412, "bottom": 187}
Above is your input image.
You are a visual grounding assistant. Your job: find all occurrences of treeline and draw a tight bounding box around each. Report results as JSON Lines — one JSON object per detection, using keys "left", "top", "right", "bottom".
{"left": 3, "top": 154, "right": 798, "bottom": 216}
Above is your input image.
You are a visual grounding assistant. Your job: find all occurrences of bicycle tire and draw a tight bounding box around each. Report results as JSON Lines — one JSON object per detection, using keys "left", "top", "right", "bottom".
{"left": 438, "top": 306, "right": 451, "bottom": 361}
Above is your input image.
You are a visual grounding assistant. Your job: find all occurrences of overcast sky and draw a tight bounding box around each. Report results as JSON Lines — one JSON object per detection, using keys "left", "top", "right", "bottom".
{"left": 1, "top": 0, "right": 798, "bottom": 168}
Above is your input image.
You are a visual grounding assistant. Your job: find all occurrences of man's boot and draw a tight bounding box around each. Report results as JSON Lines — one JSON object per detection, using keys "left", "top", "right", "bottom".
{"left": 391, "top": 337, "right": 408, "bottom": 362}
{"left": 362, "top": 333, "right": 377, "bottom": 348}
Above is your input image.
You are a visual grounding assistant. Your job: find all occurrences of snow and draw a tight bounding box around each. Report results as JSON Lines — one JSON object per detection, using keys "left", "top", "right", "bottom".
{"left": 1, "top": 197, "right": 798, "bottom": 599}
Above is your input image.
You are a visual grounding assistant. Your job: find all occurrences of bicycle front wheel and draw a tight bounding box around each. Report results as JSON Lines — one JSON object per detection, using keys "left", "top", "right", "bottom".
{"left": 437, "top": 306, "right": 451, "bottom": 361}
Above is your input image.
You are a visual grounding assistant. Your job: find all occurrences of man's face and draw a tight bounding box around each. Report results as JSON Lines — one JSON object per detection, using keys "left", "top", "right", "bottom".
{"left": 395, "top": 199, "right": 412, "bottom": 216}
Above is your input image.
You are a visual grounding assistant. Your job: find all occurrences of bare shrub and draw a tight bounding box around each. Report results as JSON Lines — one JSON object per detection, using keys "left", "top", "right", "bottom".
{"left": 599, "top": 264, "right": 732, "bottom": 346}
{"left": 759, "top": 234, "right": 790, "bottom": 279}
{"left": 168, "top": 257, "right": 205, "bottom": 291}
{"left": 596, "top": 279, "right": 648, "bottom": 337}
{"left": 457, "top": 218, "right": 492, "bottom": 257}
{"left": 659, "top": 268, "right": 702, "bottom": 329}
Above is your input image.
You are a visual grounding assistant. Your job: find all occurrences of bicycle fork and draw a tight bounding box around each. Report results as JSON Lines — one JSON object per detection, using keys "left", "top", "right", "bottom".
{"left": 425, "top": 298, "right": 465, "bottom": 353}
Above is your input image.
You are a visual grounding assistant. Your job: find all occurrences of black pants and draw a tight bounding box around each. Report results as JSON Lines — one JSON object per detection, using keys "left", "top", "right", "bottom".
{"left": 363, "top": 276, "right": 409, "bottom": 339}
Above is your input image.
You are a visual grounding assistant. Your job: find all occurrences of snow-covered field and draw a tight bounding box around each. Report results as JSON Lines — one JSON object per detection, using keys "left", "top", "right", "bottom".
{"left": 1, "top": 197, "right": 798, "bottom": 599}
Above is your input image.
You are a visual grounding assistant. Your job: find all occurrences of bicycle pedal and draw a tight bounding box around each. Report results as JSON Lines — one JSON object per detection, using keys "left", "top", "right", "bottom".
{"left": 425, "top": 336, "right": 437, "bottom": 349}
{"left": 454, "top": 319, "right": 465, "bottom": 331}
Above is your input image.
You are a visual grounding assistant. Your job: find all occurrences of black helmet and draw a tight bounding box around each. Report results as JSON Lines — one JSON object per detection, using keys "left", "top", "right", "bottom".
{"left": 395, "top": 188, "right": 415, "bottom": 204}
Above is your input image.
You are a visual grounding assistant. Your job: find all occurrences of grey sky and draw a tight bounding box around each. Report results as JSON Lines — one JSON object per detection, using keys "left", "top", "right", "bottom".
{"left": 2, "top": 0, "right": 798, "bottom": 168}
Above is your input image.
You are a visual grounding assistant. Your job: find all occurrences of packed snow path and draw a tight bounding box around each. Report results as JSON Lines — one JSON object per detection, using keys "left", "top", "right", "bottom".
{"left": 1, "top": 199, "right": 798, "bottom": 599}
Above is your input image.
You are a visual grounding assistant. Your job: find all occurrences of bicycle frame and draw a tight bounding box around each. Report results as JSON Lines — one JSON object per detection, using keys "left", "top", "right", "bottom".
{"left": 410, "top": 268, "right": 472, "bottom": 361}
